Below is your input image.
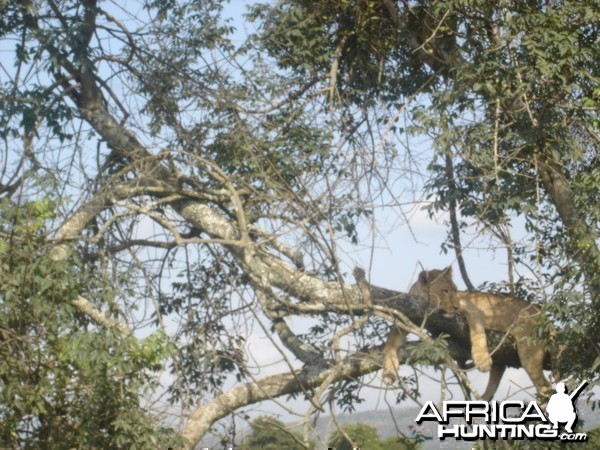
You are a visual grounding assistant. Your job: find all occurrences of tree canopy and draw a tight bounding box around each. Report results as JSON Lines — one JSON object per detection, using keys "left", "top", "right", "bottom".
{"left": 0, "top": 0, "right": 598, "bottom": 448}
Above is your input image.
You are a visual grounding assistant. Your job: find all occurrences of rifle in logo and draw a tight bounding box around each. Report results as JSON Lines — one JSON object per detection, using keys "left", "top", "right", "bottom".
{"left": 569, "top": 380, "right": 589, "bottom": 400}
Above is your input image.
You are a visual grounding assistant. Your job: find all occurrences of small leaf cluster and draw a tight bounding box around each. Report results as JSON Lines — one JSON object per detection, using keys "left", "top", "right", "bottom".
{"left": 239, "top": 416, "right": 315, "bottom": 450}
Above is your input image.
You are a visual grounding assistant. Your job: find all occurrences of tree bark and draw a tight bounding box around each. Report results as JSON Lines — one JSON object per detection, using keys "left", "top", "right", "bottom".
{"left": 536, "top": 154, "right": 600, "bottom": 305}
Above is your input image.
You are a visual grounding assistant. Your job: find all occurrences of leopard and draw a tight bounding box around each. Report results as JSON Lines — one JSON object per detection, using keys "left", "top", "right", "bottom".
{"left": 382, "top": 267, "right": 551, "bottom": 400}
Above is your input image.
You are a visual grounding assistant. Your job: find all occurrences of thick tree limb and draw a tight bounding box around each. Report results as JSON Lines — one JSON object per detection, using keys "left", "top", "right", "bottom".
{"left": 179, "top": 357, "right": 379, "bottom": 449}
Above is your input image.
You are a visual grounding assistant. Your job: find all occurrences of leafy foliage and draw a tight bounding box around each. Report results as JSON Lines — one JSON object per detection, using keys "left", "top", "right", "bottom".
{"left": 239, "top": 416, "right": 314, "bottom": 450}
{"left": 162, "top": 248, "right": 250, "bottom": 405}
{"left": 0, "top": 199, "right": 179, "bottom": 449}
{"left": 328, "top": 423, "right": 385, "bottom": 450}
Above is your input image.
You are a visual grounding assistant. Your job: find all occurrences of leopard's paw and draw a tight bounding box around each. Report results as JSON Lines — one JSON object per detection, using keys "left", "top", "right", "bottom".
{"left": 382, "top": 371, "right": 396, "bottom": 385}
{"left": 473, "top": 352, "right": 493, "bottom": 372}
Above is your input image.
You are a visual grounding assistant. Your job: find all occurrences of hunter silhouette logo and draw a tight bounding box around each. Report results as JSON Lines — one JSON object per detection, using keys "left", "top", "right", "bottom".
{"left": 415, "top": 380, "right": 589, "bottom": 442}
{"left": 547, "top": 380, "right": 587, "bottom": 433}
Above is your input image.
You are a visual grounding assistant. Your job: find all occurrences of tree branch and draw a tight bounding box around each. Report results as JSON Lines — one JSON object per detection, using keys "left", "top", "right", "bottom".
{"left": 443, "top": 153, "right": 475, "bottom": 291}
{"left": 72, "top": 295, "right": 132, "bottom": 336}
{"left": 535, "top": 153, "right": 600, "bottom": 305}
{"left": 179, "top": 355, "right": 378, "bottom": 449}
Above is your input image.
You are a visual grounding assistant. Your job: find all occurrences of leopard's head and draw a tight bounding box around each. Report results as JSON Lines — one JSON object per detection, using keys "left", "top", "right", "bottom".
{"left": 408, "top": 266, "right": 458, "bottom": 312}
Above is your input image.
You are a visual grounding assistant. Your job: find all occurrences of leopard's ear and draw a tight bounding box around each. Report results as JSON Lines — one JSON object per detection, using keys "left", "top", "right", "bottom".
{"left": 419, "top": 270, "right": 430, "bottom": 284}
{"left": 443, "top": 266, "right": 453, "bottom": 278}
